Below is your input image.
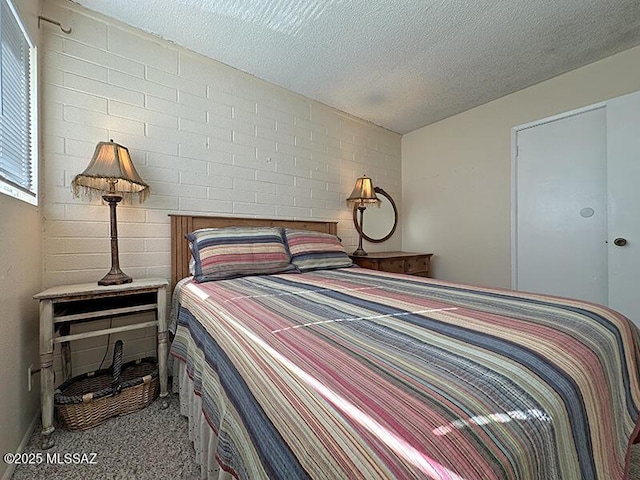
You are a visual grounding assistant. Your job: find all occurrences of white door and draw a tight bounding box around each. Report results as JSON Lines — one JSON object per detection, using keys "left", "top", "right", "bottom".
{"left": 515, "top": 107, "right": 608, "bottom": 305}
{"left": 513, "top": 91, "right": 640, "bottom": 326}
{"left": 607, "top": 91, "right": 640, "bottom": 323}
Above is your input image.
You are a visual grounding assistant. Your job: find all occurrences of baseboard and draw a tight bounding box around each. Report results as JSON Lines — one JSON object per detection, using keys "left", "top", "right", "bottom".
{"left": 1, "top": 409, "right": 40, "bottom": 480}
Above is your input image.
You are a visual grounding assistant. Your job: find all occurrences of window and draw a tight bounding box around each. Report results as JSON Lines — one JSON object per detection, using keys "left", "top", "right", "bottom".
{"left": 0, "top": 0, "right": 37, "bottom": 205}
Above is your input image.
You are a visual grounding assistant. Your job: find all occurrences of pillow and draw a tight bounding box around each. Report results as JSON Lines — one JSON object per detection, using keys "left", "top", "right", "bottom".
{"left": 284, "top": 228, "right": 353, "bottom": 272}
{"left": 187, "top": 227, "right": 293, "bottom": 282}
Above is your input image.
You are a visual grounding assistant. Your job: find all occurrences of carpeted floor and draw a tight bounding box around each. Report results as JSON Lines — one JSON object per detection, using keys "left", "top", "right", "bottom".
{"left": 10, "top": 393, "right": 640, "bottom": 479}
{"left": 11, "top": 393, "right": 201, "bottom": 480}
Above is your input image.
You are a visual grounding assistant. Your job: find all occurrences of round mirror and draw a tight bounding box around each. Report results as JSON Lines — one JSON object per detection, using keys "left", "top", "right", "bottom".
{"left": 353, "top": 187, "right": 398, "bottom": 243}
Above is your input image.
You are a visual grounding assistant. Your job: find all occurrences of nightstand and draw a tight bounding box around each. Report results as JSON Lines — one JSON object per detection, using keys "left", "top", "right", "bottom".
{"left": 350, "top": 252, "right": 433, "bottom": 277}
{"left": 34, "top": 278, "right": 169, "bottom": 448}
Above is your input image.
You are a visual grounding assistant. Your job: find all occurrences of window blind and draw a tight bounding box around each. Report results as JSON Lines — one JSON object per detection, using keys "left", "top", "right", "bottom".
{"left": 0, "top": 0, "right": 36, "bottom": 202}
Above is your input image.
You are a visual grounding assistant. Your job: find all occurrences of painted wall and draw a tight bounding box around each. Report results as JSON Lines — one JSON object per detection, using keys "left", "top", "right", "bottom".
{"left": 402, "top": 45, "right": 640, "bottom": 288}
{"left": 0, "top": 1, "right": 42, "bottom": 477}
{"left": 39, "top": 0, "right": 401, "bottom": 378}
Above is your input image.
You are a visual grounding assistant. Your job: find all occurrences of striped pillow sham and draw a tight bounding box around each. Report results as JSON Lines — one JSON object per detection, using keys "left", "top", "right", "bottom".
{"left": 284, "top": 228, "right": 353, "bottom": 272}
{"left": 187, "top": 227, "right": 294, "bottom": 282}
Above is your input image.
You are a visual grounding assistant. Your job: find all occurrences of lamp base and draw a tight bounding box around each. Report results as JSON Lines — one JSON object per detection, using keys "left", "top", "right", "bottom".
{"left": 351, "top": 247, "right": 368, "bottom": 257}
{"left": 98, "top": 193, "right": 132, "bottom": 286}
{"left": 98, "top": 269, "right": 132, "bottom": 286}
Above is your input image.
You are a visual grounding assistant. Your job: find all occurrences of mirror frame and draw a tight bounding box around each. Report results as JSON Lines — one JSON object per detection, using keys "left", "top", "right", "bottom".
{"left": 352, "top": 186, "right": 398, "bottom": 243}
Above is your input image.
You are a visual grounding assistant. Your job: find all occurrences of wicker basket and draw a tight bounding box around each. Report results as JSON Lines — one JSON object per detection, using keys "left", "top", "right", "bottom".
{"left": 54, "top": 340, "right": 159, "bottom": 431}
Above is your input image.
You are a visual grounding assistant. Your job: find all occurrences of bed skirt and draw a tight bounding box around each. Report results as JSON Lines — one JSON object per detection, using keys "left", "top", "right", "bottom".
{"left": 173, "top": 359, "right": 234, "bottom": 480}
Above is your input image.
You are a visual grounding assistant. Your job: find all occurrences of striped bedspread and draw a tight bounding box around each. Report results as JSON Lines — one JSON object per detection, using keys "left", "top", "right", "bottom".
{"left": 169, "top": 267, "right": 640, "bottom": 480}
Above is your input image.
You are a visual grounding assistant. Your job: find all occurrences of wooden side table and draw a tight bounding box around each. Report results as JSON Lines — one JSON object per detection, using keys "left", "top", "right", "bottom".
{"left": 34, "top": 277, "right": 169, "bottom": 448}
{"left": 350, "top": 251, "right": 433, "bottom": 277}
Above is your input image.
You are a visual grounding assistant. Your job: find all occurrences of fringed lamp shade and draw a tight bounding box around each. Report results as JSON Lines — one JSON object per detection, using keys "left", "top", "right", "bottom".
{"left": 346, "top": 175, "right": 379, "bottom": 207}
{"left": 347, "top": 175, "right": 380, "bottom": 256}
{"left": 71, "top": 140, "right": 149, "bottom": 286}
{"left": 72, "top": 141, "right": 149, "bottom": 203}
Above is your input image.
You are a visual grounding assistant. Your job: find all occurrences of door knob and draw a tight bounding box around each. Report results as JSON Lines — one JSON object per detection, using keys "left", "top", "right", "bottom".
{"left": 613, "top": 237, "right": 628, "bottom": 247}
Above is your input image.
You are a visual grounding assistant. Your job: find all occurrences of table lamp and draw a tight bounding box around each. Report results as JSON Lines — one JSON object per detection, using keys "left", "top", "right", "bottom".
{"left": 72, "top": 140, "right": 149, "bottom": 285}
{"left": 346, "top": 175, "right": 380, "bottom": 256}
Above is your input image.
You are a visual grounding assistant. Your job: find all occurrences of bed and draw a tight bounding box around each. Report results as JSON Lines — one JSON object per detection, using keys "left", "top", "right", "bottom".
{"left": 168, "top": 214, "right": 640, "bottom": 480}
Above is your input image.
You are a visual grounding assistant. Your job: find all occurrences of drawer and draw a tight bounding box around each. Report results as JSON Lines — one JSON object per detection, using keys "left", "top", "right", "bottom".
{"left": 380, "top": 258, "right": 405, "bottom": 273}
{"left": 350, "top": 253, "right": 433, "bottom": 278}
{"left": 405, "top": 256, "right": 428, "bottom": 274}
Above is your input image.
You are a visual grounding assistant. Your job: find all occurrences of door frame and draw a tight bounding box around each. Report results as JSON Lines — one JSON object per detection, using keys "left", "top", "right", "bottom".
{"left": 510, "top": 102, "right": 606, "bottom": 290}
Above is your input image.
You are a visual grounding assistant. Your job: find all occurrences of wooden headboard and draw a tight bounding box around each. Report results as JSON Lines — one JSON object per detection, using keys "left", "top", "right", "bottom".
{"left": 169, "top": 214, "right": 338, "bottom": 290}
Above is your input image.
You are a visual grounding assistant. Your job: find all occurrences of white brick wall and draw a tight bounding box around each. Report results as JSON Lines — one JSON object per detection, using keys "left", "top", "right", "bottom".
{"left": 40, "top": 0, "right": 402, "bottom": 377}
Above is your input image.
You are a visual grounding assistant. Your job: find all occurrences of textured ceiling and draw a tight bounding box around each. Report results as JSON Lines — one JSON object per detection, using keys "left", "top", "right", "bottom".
{"left": 72, "top": 0, "right": 640, "bottom": 134}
